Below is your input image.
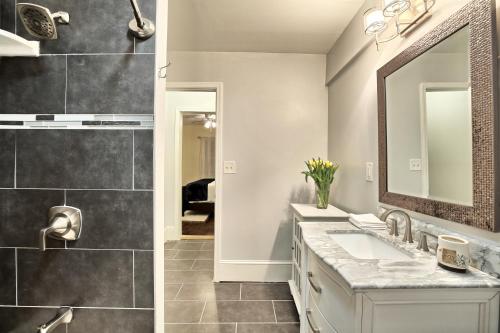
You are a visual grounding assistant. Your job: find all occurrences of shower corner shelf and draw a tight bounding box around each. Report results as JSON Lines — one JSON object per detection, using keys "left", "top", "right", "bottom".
{"left": 0, "top": 29, "right": 39, "bottom": 57}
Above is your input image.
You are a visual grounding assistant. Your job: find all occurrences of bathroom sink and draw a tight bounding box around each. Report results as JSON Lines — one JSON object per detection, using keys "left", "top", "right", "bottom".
{"left": 328, "top": 233, "right": 411, "bottom": 260}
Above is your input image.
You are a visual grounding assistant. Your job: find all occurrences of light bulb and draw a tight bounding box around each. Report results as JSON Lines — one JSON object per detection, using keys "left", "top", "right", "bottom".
{"left": 364, "top": 8, "right": 387, "bottom": 35}
{"left": 383, "top": 0, "right": 410, "bottom": 16}
{"left": 204, "top": 121, "right": 211, "bottom": 129}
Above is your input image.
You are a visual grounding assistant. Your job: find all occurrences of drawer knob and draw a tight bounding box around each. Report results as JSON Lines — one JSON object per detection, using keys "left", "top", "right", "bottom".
{"left": 307, "top": 272, "right": 322, "bottom": 294}
{"left": 306, "top": 309, "right": 321, "bottom": 333}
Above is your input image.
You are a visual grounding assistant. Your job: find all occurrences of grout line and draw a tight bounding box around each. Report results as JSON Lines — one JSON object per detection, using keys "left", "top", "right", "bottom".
{"left": 64, "top": 189, "right": 67, "bottom": 205}
{"left": 272, "top": 300, "right": 277, "bottom": 323}
{"left": 173, "top": 283, "right": 183, "bottom": 300}
{"left": 13, "top": 133, "right": 16, "bottom": 189}
{"left": 40, "top": 53, "right": 155, "bottom": 56}
{"left": 165, "top": 321, "right": 299, "bottom": 325}
{"left": 0, "top": 305, "right": 155, "bottom": 310}
{"left": 235, "top": 322, "right": 238, "bottom": 333}
{"left": 132, "top": 130, "right": 135, "bottom": 190}
{"left": 14, "top": 248, "right": 18, "bottom": 306}
{"left": 132, "top": 250, "right": 136, "bottom": 308}
{"left": 1, "top": 246, "right": 153, "bottom": 252}
{"left": 239, "top": 283, "right": 242, "bottom": 300}
{"left": 64, "top": 55, "right": 68, "bottom": 114}
{"left": 198, "top": 300, "right": 207, "bottom": 323}
{"left": 133, "top": 38, "right": 136, "bottom": 54}
{"left": 0, "top": 188, "right": 153, "bottom": 192}
{"left": 14, "top": 0, "right": 17, "bottom": 35}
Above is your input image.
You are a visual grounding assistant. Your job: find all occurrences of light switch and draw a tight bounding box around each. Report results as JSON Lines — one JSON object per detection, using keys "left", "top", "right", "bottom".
{"left": 224, "top": 161, "right": 237, "bottom": 174}
{"left": 366, "top": 162, "right": 374, "bottom": 182}
{"left": 409, "top": 159, "right": 422, "bottom": 171}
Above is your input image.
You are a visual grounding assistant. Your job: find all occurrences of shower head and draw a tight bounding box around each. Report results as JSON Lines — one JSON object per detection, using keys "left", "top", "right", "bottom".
{"left": 16, "top": 3, "right": 70, "bottom": 40}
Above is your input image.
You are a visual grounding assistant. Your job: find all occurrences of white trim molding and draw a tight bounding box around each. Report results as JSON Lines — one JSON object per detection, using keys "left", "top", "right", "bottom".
{"left": 153, "top": 0, "right": 168, "bottom": 331}
{"left": 165, "top": 82, "right": 224, "bottom": 282}
{"left": 218, "top": 260, "right": 292, "bottom": 282}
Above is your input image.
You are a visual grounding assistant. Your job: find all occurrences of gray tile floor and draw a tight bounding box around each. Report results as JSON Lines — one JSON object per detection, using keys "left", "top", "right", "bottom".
{"left": 165, "top": 240, "right": 300, "bottom": 333}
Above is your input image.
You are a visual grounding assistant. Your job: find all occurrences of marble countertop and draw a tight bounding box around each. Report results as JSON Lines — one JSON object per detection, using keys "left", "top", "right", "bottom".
{"left": 300, "top": 222, "right": 500, "bottom": 290}
{"left": 290, "top": 203, "right": 349, "bottom": 218}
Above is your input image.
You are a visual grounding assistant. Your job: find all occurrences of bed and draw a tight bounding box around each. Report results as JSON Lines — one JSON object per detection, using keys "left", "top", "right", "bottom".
{"left": 182, "top": 178, "right": 215, "bottom": 216}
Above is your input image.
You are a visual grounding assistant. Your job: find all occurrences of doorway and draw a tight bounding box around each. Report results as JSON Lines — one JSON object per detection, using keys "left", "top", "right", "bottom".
{"left": 165, "top": 83, "right": 223, "bottom": 281}
{"left": 180, "top": 112, "right": 216, "bottom": 239}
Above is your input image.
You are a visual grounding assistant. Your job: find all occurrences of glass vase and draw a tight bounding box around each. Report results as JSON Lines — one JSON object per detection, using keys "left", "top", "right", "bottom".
{"left": 315, "top": 183, "right": 330, "bottom": 209}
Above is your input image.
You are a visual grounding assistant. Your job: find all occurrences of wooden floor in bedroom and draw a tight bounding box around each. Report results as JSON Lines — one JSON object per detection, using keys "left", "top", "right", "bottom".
{"left": 182, "top": 216, "right": 215, "bottom": 238}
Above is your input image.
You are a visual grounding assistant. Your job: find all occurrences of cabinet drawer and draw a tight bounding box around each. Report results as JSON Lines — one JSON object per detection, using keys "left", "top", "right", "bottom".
{"left": 306, "top": 292, "right": 337, "bottom": 333}
{"left": 307, "top": 251, "right": 356, "bottom": 333}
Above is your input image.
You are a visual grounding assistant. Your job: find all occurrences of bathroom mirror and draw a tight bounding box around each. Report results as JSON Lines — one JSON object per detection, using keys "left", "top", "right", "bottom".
{"left": 377, "top": 0, "right": 499, "bottom": 231}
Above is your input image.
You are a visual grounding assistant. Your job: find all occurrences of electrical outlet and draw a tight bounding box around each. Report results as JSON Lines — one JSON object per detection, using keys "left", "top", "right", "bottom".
{"left": 409, "top": 159, "right": 422, "bottom": 171}
{"left": 366, "top": 162, "right": 374, "bottom": 182}
{"left": 224, "top": 161, "right": 237, "bottom": 174}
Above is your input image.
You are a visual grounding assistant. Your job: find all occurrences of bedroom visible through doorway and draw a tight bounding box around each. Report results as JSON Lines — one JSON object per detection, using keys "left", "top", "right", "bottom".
{"left": 181, "top": 112, "right": 216, "bottom": 238}
{"left": 165, "top": 88, "right": 219, "bottom": 241}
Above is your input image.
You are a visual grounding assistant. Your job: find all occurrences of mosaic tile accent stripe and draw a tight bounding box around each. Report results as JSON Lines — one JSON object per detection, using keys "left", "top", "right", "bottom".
{"left": 0, "top": 115, "right": 154, "bottom": 129}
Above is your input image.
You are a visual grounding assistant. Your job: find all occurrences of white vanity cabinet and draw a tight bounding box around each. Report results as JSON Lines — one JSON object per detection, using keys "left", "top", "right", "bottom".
{"left": 289, "top": 204, "right": 349, "bottom": 314}
{"left": 302, "top": 248, "right": 500, "bottom": 333}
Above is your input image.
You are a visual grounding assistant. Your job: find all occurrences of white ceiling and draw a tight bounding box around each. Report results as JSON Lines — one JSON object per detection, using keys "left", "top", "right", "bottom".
{"left": 167, "top": 0, "right": 364, "bottom": 54}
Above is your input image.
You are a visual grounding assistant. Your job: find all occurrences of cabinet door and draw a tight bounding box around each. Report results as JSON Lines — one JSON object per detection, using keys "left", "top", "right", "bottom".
{"left": 362, "top": 290, "right": 499, "bottom": 333}
{"left": 306, "top": 292, "right": 337, "bottom": 333}
{"left": 308, "top": 251, "right": 356, "bottom": 333}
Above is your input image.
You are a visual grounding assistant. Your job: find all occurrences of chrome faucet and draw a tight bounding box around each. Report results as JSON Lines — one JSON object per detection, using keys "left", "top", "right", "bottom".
{"left": 38, "top": 307, "right": 73, "bottom": 333}
{"left": 380, "top": 209, "right": 413, "bottom": 243}
{"left": 417, "top": 231, "right": 438, "bottom": 252}
{"left": 39, "top": 206, "right": 83, "bottom": 251}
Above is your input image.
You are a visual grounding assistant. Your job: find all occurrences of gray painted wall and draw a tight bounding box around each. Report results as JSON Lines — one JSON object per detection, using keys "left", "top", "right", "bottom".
{"left": 0, "top": 0, "right": 155, "bottom": 332}
{"left": 167, "top": 51, "right": 328, "bottom": 264}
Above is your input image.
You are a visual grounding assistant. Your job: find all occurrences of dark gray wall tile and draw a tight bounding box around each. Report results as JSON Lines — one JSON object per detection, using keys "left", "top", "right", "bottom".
{"left": 69, "top": 308, "right": 154, "bottom": 333}
{"left": 134, "top": 130, "right": 153, "bottom": 189}
{"left": 134, "top": 251, "right": 153, "bottom": 308}
{"left": 0, "top": 0, "right": 15, "bottom": 33}
{"left": 18, "top": 249, "right": 133, "bottom": 307}
{"left": 15, "top": 0, "right": 135, "bottom": 54}
{"left": 0, "top": 307, "right": 66, "bottom": 333}
{"left": 0, "top": 56, "right": 66, "bottom": 114}
{"left": 133, "top": 0, "right": 156, "bottom": 54}
{"left": 0, "top": 189, "right": 65, "bottom": 248}
{"left": 67, "top": 55, "right": 154, "bottom": 114}
{"left": 66, "top": 190, "right": 153, "bottom": 249}
{"left": 0, "top": 130, "right": 15, "bottom": 187}
{"left": 65, "top": 130, "right": 133, "bottom": 189}
{"left": 16, "top": 130, "right": 66, "bottom": 188}
{"left": 0, "top": 249, "right": 16, "bottom": 305}
{"left": 17, "top": 130, "right": 133, "bottom": 189}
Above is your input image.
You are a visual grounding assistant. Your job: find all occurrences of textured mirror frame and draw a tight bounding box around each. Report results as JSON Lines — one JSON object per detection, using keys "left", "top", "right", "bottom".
{"left": 377, "top": 0, "right": 499, "bottom": 231}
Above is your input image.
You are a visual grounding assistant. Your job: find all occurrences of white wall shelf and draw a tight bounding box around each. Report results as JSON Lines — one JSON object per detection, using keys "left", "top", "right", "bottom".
{"left": 0, "top": 29, "right": 40, "bottom": 57}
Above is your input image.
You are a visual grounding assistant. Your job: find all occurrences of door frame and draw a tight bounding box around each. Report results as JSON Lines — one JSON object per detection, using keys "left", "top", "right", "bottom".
{"left": 418, "top": 82, "right": 470, "bottom": 198}
{"left": 166, "top": 82, "right": 224, "bottom": 282}
{"left": 152, "top": 0, "right": 168, "bottom": 331}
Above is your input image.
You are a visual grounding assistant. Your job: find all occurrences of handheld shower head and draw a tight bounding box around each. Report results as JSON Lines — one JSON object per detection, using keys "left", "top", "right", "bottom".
{"left": 16, "top": 3, "right": 69, "bottom": 40}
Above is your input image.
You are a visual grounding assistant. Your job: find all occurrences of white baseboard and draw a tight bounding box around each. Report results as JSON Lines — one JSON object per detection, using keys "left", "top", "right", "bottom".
{"left": 216, "top": 260, "right": 292, "bottom": 282}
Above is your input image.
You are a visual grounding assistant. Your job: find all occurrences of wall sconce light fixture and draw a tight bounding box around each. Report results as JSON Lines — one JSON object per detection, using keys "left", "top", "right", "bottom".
{"left": 363, "top": 0, "right": 436, "bottom": 47}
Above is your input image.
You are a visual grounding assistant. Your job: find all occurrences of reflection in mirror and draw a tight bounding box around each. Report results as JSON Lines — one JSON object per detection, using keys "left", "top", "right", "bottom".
{"left": 385, "top": 26, "right": 471, "bottom": 205}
